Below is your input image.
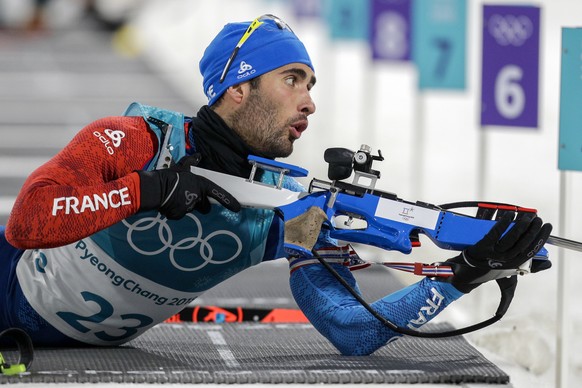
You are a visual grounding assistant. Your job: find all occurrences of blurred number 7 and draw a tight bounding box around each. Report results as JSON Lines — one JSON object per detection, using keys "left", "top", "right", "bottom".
{"left": 433, "top": 37, "right": 452, "bottom": 80}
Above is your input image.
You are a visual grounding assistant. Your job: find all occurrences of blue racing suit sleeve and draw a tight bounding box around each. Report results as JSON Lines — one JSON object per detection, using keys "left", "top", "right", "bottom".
{"left": 290, "top": 263, "right": 463, "bottom": 356}
{"left": 272, "top": 174, "right": 463, "bottom": 355}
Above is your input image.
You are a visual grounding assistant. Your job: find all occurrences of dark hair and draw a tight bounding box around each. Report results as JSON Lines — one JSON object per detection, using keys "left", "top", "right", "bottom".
{"left": 210, "top": 76, "right": 262, "bottom": 109}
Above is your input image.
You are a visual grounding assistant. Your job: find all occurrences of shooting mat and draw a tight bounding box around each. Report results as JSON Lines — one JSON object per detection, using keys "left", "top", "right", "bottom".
{"left": 0, "top": 262, "right": 509, "bottom": 385}
{"left": 0, "top": 323, "right": 508, "bottom": 384}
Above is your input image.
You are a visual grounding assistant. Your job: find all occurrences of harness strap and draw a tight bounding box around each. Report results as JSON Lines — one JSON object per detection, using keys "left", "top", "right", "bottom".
{"left": 289, "top": 244, "right": 455, "bottom": 278}
{"left": 378, "top": 262, "right": 454, "bottom": 277}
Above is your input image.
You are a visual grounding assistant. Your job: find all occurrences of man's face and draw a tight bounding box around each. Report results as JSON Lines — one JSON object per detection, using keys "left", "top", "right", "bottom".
{"left": 230, "top": 63, "right": 316, "bottom": 158}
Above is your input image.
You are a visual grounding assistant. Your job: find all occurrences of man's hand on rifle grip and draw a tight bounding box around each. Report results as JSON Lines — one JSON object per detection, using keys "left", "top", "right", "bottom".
{"left": 442, "top": 213, "right": 553, "bottom": 293}
{"left": 137, "top": 154, "right": 241, "bottom": 219}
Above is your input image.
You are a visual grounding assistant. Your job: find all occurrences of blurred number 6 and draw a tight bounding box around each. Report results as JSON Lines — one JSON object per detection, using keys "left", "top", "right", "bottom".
{"left": 495, "top": 64, "right": 525, "bottom": 119}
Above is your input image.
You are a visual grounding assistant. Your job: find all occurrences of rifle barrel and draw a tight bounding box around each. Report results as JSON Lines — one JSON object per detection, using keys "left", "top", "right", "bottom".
{"left": 547, "top": 235, "right": 582, "bottom": 253}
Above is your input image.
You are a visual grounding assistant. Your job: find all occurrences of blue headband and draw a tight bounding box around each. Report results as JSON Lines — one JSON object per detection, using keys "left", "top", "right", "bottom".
{"left": 199, "top": 18, "right": 314, "bottom": 106}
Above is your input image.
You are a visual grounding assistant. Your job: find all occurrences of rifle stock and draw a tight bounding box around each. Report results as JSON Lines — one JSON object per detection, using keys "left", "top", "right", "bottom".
{"left": 192, "top": 159, "right": 556, "bottom": 261}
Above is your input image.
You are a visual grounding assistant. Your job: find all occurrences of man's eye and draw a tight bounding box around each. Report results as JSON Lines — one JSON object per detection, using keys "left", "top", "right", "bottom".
{"left": 285, "top": 77, "right": 296, "bottom": 86}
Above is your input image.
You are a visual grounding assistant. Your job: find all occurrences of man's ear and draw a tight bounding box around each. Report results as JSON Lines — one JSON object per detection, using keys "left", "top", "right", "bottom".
{"left": 224, "top": 83, "right": 249, "bottom": 104}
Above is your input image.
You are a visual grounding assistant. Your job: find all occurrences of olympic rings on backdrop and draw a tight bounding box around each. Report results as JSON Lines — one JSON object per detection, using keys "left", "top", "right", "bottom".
{"left": 488, "top": 14, "right": 533, "bottom": 47}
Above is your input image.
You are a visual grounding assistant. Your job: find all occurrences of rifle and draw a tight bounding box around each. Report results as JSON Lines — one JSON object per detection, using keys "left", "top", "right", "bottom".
{"left": 191, "top": 144, "right": 581, "bottom": 337}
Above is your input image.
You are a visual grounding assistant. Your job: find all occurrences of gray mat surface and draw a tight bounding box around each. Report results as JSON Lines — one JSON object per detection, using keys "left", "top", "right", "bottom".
{"left": 0, "top": 322, "right": 509, "bottom": 384}
{"left": 196, "top": 260, "right": 404, "bottom": 309}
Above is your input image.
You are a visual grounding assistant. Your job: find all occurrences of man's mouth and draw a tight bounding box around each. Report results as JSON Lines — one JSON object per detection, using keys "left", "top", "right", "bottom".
{"left": 289, "top": 119, "right": 308, "bottom": 139}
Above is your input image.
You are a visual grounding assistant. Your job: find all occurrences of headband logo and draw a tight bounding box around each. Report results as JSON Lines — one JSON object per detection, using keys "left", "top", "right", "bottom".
{"left": 237, "top": 61, "right": 256, "bottom": 80}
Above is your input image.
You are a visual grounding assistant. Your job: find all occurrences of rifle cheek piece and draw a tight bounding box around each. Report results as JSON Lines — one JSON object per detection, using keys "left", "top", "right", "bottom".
{"left": 324, "top": 147, "right": 354, "bottom": 181}
{"left": 323, "top": 145, "right": 384, "bottom": 182}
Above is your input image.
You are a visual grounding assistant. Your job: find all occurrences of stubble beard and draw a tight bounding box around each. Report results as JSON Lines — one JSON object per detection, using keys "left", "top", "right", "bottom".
{"left": 230, "top": 90, "right": 294, "bottom": 159}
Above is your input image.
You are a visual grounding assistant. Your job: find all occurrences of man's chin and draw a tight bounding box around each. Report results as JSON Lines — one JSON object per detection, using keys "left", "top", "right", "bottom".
{"left": 279, "top": 142, "right": 294, "bottom": 158}
{"left": 265, "top": 147, "right": 292, "bottom": 159}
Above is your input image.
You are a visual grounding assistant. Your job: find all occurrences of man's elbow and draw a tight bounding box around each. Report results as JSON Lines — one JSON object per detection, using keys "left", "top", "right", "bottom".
{"left": 5, "top": 226, "right": 33, "bottom": 250}
{"left": 326, "top": 323, "right": 402, "bottom": 356}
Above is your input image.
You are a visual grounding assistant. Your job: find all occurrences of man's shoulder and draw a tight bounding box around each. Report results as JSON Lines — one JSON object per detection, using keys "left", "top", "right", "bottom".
{"left": 85, "top": 115, "right": 151, "bottom": 133}
{"left": 123, "top": 102, "right": 185, "bottom": 122}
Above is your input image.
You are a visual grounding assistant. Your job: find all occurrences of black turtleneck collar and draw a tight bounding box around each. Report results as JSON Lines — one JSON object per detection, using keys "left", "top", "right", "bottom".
{"left": 189, "top": 105, "right": 264, "bottom": 179}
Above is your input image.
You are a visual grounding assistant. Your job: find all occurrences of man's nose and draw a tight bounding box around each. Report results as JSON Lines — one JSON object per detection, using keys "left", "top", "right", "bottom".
{"left": 300, "top": 94, "right": 316, "bottom": 116}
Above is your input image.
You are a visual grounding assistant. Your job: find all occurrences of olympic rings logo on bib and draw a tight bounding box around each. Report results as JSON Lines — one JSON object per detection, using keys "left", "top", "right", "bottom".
{"left": 122, "top": 213, "right": 243, "bottom": 272}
